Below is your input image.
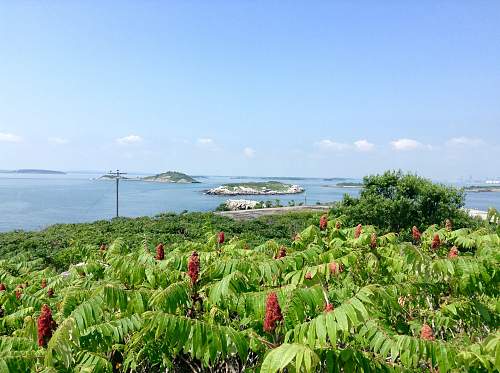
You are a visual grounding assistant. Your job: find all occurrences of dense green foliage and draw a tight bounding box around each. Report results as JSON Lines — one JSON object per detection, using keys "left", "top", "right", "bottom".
{"left": 330, "top": 171, "right": 477, "bottom": 232}
{"left": 0, "top": 216, "right": 498, "bottom": 372}
{"left": 0, "top": 212, "right": 320, "bottom": 271}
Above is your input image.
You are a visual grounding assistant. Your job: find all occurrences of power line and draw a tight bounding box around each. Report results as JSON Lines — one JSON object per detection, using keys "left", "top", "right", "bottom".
{"left": 107, "top": 169, "right": 127, "bottom": 217}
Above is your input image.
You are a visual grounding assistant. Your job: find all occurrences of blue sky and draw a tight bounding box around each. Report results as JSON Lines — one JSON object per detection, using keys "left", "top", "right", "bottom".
{"left": 0, "top": 1, "right": 499, "bottom": 180}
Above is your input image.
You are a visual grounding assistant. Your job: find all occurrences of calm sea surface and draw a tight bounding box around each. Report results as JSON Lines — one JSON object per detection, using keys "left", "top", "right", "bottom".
{"left": 0, "top": 173, "right": 498, "bottom": 232}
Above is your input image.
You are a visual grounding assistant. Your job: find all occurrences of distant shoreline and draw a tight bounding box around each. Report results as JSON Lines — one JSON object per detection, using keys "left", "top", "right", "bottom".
{"left": 0, "top": 169, "right": 66, "bottom": 175}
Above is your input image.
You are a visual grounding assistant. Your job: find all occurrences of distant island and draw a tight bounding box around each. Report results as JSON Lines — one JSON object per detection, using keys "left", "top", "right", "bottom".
{"left": 0, "top": 169, "right": 66, "bottom": 175}
{"left": 323, "top": 177, "right": 348, "bottom": 182}
{"left": 142, "top": 171, "right": 199, "bottom": 183}
{"left": 465, "top": 185, "right": 500, "bottom": 193}
{"left": 206, "top": 181, "right": 304, "bottom": 195}
{"left": 96, "top": 174, "right": 131, "bottom": 180}
{"left": 336, "top": 182, "right": 363, "bottom": 188}
{"left": 96, "top": 171, "right": 199, "bottom": 183}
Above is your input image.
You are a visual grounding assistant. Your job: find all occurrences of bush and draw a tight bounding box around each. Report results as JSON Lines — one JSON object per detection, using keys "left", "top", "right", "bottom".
{"left": 330, "top": 170, "right": 476, "bottom": 232}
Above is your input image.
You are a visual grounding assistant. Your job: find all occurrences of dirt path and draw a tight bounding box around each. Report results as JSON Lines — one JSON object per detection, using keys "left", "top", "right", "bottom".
{"left": 215, "top": 205, "right": 331, "bottom": 221}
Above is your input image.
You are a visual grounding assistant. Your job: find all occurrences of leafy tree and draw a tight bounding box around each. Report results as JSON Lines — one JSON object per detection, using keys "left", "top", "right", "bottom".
{"left": 330, "top": 170, "right": 477, "bottom": 232}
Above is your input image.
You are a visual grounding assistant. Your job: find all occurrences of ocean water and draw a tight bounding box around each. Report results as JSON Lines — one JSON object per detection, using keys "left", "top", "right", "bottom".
{"left": 0, "top": 173, "right": 498, "bottom": 232}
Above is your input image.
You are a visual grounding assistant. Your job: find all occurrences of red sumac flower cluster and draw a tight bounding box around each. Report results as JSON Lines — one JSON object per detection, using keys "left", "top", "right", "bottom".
{"left": 275, "top": 246, "right": 286, "bottom": 259}
{"left": 0, "top": 283, "right": 5, "bottom": 291}
{"left": 263, "top": 292, "right": 283, "bottom": 332}
{"left": 354, "top": 224, "right": 362, "bottom": 239}
{"left": 448, "top": 246, "right": 459, "bottom": 259}
{"left": 319, "top": 215, "right": 328, "bottom": 231}
{"left": 187, "top": 251, "right": 200, "bottom": 286}
{"left": 324, "top": 303, "right": 334, "bottom": 312}
{"left": 412, "top": 226, "right": 421, "bottom": 242}
{"left": 431, "top": 234, "right": 441, "bottom": 250}
{"left": 38, "top": 304, "right": 56, "bottom": 347}
{"left": 370, "top": 233, "right": 377, "bottom": 249}
{"left": 41, "top": 279, "right": 47, "bottom": 289}
{"left": 420, "top": 324, "right": 435, "bottom": 341}
{"left": 217, "top": 231, "right": 225, "bottom": 244}
{"left": 155, "top": 243, "right": 164, "bottom": 261}
{"left": 329, "top": 262, "right": 343, "bottom": 275}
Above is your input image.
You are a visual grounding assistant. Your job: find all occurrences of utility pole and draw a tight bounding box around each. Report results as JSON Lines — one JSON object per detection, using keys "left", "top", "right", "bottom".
{"left": 107, "top": 169, "right": 127, "bottom": 217}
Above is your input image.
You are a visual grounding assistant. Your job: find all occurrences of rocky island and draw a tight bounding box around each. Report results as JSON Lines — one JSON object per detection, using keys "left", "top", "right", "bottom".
{"left": 142, "top": 171, "right": 199, "bottom": 183}
{"left": 206, "top": 181, "right": 304, "bottom": 196}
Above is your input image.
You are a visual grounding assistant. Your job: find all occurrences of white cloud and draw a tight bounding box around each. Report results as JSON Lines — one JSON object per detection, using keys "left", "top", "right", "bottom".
{"left": 446, "top": 137, "right": 484, "bottom": 147}
{"left": 316, "top": 139, "right": 351, "bottom": 151}
{"left": 197, "top": 138, "right": 214, "bottom": 146}
{"left": 243, "top": 147, "right": 256, "bottom": 158}
{"left": 390, "top": 138, "right": 426, "bottom": 151}
{"left": 196, "top": 137, "right": 219, "bottom": 151}
{"left": 0, "top": 132, "right": 22, "bottom": 143}
{"left": 116, "top": 135, "right": 143, "bottom": 145}
{"left": 354, "top": 139, "right": 374, "bottom": 152}
{"left": 316, "top": 139, "right": 376, "bottom": 152}
{"left": 48, "top": 137, "right": 69, "bottom": 145}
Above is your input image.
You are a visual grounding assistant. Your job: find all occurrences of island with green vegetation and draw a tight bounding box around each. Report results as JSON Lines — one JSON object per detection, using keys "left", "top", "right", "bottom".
{"left": 95, "top": 171, "right": 199, "bottom": 183}
{"left": 206, "top": 181, "right": 304, "bottom": 195}
{"left": 335, "top": 182, "right": 363, "bottom": 187}
{"left": 141, "top": 171, "right": 199, "bottom": 183}
{"left": 95, "top": 174, "right": 132, "bottom": 180}
{"left": 464, "top": 185, "right": 500, "bottom": 193}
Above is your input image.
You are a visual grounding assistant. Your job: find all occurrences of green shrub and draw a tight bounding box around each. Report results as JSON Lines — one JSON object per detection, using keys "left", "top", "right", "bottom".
{"left": 330, "top": 170, "right": 478, "bottom": 232}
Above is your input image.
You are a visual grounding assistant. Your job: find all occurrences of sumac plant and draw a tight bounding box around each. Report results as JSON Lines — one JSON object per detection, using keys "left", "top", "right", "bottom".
{"left": 0, "top": 222, "right": 498, "bottom": 372}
